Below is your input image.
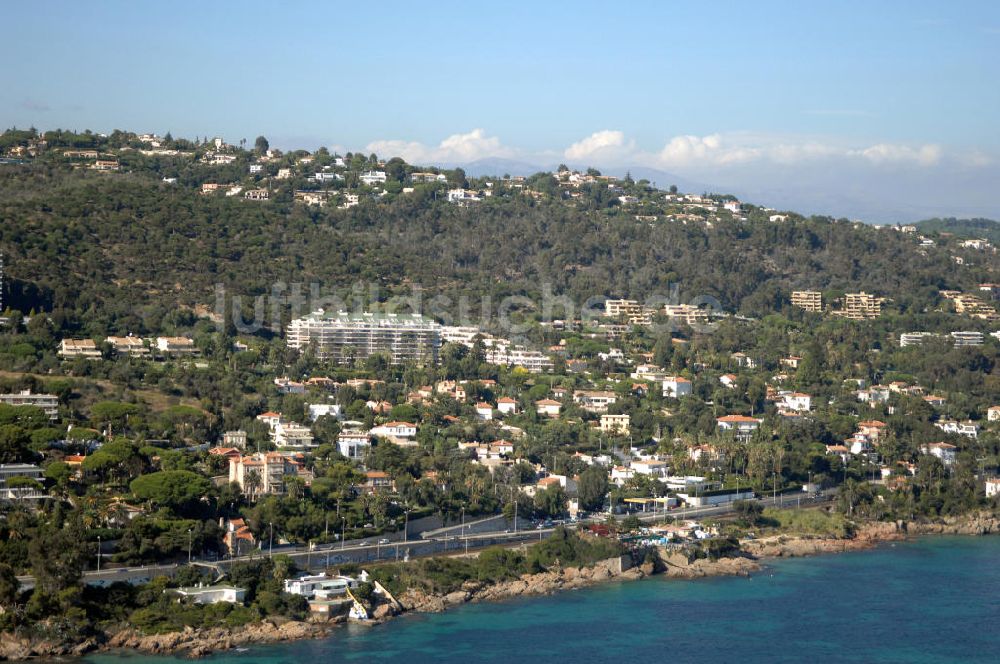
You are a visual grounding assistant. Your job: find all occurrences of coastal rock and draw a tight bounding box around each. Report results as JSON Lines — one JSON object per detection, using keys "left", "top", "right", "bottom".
{"left": 443, "top": 591, "right": 471, "bottom": 606}
{"left": 658, "top": 551, "right": 762, "bottom": 578}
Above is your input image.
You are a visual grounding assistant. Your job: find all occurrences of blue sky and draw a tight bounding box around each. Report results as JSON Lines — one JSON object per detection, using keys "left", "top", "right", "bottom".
{"left": 2, "top": 0, "right": 999, "bottom": 220}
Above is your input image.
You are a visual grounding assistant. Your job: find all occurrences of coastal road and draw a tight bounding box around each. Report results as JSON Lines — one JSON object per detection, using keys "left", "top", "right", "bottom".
{"left": 16, "top": 490, "right": 837, "bottom": 590}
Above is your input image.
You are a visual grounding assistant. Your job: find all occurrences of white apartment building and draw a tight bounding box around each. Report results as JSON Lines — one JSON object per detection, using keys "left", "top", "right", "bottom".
{"left": 484, "top": 346, "right": 553, "bottom": 373}
{"left": 106, "top": 336, "right": 150, "bottom": 357}
{"left": 359, "top": 170, "right": 387, "bottom": 186}
{"left": 273, "top": 421, "right": 316, "bottom": 451}
{"left": 664, "top": 304, "right": 710, "bottom": 327}
{"left": 0, "top": 391, "right": 59, "bottom": 420}
{"left": 156, "top": 337, "right": 199, "bottom": 356}
{"left": 951, "top": 331, "right": 984, "bottom": 347}
{"left": 286, "top": 311, "right": 441, "bottom": 365}
{"left": 58, "top": 339, "right": 102, "bottom": 359}
{"left": 0, "top": 463, "right": 46, "bottom": 500}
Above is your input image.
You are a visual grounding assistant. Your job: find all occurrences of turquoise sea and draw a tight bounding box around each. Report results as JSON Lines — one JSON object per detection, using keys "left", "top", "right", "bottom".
{"left": 88, "top": 536, "right": 1000, "bottom": 664}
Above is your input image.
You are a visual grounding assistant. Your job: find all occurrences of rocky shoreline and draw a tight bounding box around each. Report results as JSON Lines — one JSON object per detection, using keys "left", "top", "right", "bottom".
{"left": 3, "top": 511, "right": 998, "bottom": 661}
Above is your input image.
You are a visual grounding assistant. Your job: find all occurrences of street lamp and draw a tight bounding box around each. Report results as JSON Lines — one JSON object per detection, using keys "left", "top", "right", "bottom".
{"left": 97, "top": 535, "right": 102, "bottom": 572}
{"left": 187, "top": 529, "right": 193, "bottom": 565}
{"left": 268, "top": 522, "right": 274, "bottom": 559}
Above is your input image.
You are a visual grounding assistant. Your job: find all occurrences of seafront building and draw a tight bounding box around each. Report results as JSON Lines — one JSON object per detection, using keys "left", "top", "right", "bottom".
{"left": 286, "top": 311, "right": 441, "bottom": 365}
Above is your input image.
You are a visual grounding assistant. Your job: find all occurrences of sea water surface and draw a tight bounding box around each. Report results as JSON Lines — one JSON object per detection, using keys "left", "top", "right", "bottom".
{"left": 88, "top": 536, "right": 1000, "bottom": 664}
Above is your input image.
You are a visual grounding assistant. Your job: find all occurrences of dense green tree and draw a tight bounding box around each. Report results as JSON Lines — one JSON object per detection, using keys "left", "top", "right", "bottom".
{"left": 577, "top": 466, "right": 609, "bottom": 511}
{"left": 130, "top": 470, "right": 211, "bottom": 515}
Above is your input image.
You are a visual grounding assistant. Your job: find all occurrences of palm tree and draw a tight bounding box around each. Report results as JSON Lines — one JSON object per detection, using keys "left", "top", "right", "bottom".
{"left": 244, "top": 468, "right": 263, "bottom": 501}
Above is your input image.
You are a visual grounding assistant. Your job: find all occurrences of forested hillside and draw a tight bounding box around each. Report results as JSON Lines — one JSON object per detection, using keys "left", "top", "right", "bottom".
{"left": 0, "top": 151, "right": 996, "bottom": 337}
{"left": 915, "top": 217, "right": 1000, "bottom": 244}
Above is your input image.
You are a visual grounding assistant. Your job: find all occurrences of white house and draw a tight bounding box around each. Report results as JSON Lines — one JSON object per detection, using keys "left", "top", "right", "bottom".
{"left": 781, "top": 392, "right": 812, "bottom": 412}
{"left": 371, "top": 421, "right": 417, "bottom": 438}
{"left": 536, "top": 399, "right": 562, "bottom": 417}
{"left": 987, "top": 406, "right": 1000, "bottom": 422}
{"left": 574, "top": 390, "right": 617, "bottom": 413}
{"left": 337, "top": 430, "right": 371, "bottom": 459}
{"left": 935, "top": 420, "right": 978, "bottom": 438}
{"left": 359, "top": 170, "right": 387, "bottom": 186}
{"left": 717, "top": 415, "right": 762, "bottom": 441}
{"left": 284, "top": 572, "right": 363, "bottom": 599}
{"left": 610, "top": 466, "right": 634, "bottom": 485}
{"left": 475, "top": 403, "right": 494, "bottom": 420}
{"left": 308, "top": 403, "right": 342, "bottom": 422}
{"left": 662, "top": 376, "right": 693, "bottom": 399}
{"left": 631, "top": 459, "right": 668, "bottom": 478}
{"left": 497, "top": 397, "right": 518, "bottom": 415}
{"left": 256, "top": 411, "right": 283, "bottom": 430}
{"left": 170, "top": 585, "right": 246, "bottom": 604}
{"left": 719, "top": 374, "right": 738, "bottom": 389}
{"left": 922, "top": 442, "right": 958, "bottom": 466}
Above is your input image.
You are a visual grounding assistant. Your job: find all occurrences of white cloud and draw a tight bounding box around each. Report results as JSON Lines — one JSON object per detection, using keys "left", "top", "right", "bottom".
{"left": 656, "top": 134, "right": 760, "bottom": 167}
{"left": 561, "top": 131, "right": 952, "bottom": 170}
{"left": 564, "top": 130, "right": 634, "bottom": 162}
{"left": 365, "top": 129, "right": 512, "bottom": 164}
{"left": 852, "top": 143, "right": 942, "bottom": 166}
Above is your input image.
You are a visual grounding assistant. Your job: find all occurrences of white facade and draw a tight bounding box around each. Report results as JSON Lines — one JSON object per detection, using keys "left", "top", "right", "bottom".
{"left": 0, "top": 391, "right": 59, "bottom": 420}
{"left": 337, "top": 430, "right": 371, "bottom": 459}
{"left": 497, "top": 397, "right": 518, "bottom": 415}
{"left": 359, "top": 170, "right": 387, "bottom": 186}
{"left": 308, "top": 403, "right": 343, "bottom": 422}
{"left": 273, "top": 421, "right": 316, "bottom": 450}
{"left": 172, "top": 585, "right": 246, "bottom": 604}
{"left": 662, "top": 377, "right": 693, "bottom": 399}
{"left": 370, "top": 422, "right": 417, "bottom": 438}
{"left": 286, "top": 311, "right": 441, "bottom": 365}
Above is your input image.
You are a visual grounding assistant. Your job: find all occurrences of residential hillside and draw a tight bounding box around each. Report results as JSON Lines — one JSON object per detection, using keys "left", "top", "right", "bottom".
{"left": 914, "top": 218, "right": 1000, "bottom": 244}
{"left": 0, "top": 129, "right": 997, "bottom": 337}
